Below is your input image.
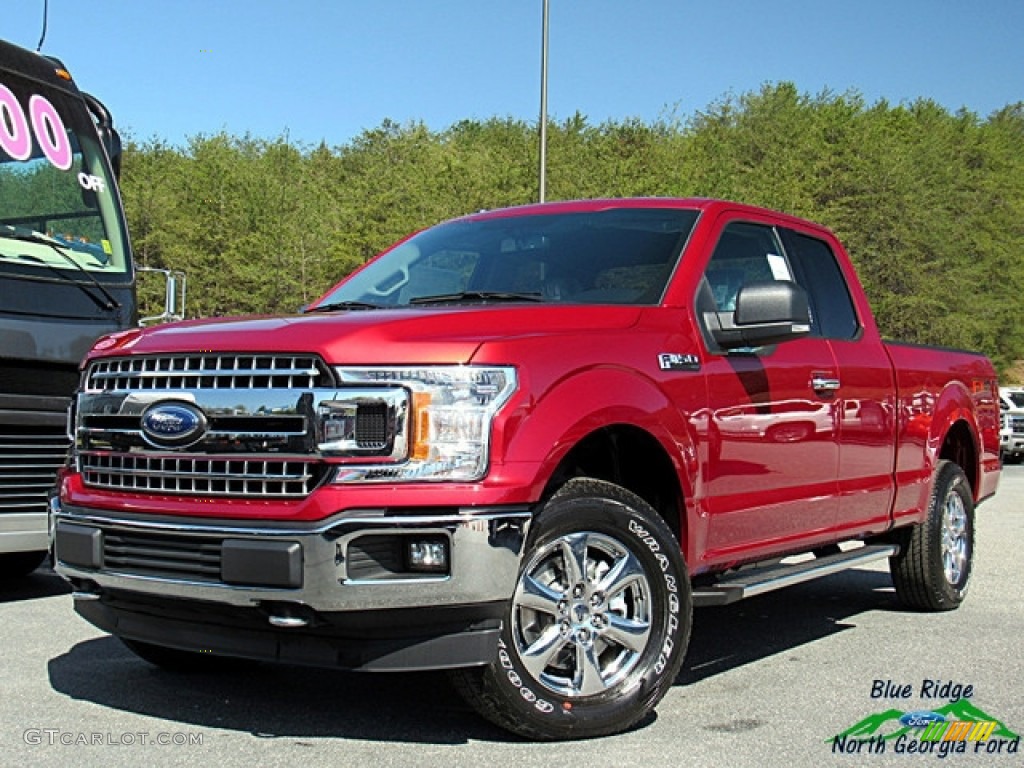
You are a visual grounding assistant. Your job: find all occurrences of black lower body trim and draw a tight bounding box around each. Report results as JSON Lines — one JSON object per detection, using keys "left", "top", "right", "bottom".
{"left": 76, "top": 591, "right": 504, "bottom": 672}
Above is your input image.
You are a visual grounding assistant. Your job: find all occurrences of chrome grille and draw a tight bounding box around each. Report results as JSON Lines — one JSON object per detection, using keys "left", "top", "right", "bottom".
{"left": 0, "top": 426, "right": 69, "bottom": 512}
{"left": 80, "top": 453, "right": 323, "bottom": 497}
{"left": 103, "top": 529, "right": 223, "bottom": 581}
{"left": 1011, "top": 416, "right": 1024, "bottom": 433}
{"left": 84, "top": 354, "right": 333, "bottom": 391}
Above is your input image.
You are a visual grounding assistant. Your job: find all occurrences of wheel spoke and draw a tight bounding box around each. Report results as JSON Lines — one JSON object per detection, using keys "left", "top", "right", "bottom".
{"left": 573, "top": 642, "right": 607, "bottom": 696}
{"left": 602, "top": 612, "right": 651, "bottom": 653}
{"left": 559, "top": 533, "right": 590, "bottom": 586}
{"left": 516, "top": 573, "right": 564, "bottom": 616}
{"left": 941, "top": 490, "right": 968, "bottom": 585}
{"left": 520, "top": 624, "right": 570, "bottom": 680}
{"left": 595, "top": 549, "right": 645, "bottom": 599}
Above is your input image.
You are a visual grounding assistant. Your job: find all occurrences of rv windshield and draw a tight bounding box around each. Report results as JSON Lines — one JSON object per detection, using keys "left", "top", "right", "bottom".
{"left": 0, "top": 72, "right": 128, "bottom": 283}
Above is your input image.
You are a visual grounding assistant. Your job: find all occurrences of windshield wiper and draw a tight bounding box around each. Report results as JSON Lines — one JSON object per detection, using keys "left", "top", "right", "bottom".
{"left": 408, "top": 290, "right": 545, "bottom": 305}
{"left": 304, "top": 300, "right": 385, "bottom": 313}
{"left": 0, "top": 225, "right": 122, "bottom": 314}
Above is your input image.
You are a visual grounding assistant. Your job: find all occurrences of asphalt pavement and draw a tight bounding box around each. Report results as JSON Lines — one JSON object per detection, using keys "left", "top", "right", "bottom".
{"left": 2, "top": 469, "right": 1022, "bottom": 768}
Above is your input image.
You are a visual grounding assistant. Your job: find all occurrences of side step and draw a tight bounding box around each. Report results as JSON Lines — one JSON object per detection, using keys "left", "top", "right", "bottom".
{"left": 691, "top": 544, "right": 898, "bottom": 607}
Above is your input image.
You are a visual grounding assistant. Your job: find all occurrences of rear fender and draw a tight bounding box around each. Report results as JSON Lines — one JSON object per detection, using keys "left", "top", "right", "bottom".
{"left": 917, "top": 381, "right": 981, "bottom": 506}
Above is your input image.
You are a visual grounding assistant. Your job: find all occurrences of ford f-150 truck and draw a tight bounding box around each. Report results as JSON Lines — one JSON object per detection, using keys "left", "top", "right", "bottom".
{"left": 51, "top": 198, "right": 1000, "bottom": 740}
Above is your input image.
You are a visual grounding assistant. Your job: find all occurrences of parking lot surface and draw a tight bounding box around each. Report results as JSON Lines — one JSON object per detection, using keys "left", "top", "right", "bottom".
{"left": 2, "top": 470, "right": 1021, "bottom": 768}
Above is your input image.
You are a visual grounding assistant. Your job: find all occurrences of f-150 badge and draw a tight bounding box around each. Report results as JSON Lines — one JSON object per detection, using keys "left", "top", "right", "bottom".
{"left": 658, "top": 353, "right": 701, "bottom": 371}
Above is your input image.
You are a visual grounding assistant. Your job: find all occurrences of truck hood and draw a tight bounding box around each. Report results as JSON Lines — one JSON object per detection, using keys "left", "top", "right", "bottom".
{"left": 88, "top": 305, "right": 643, "bottom": 365}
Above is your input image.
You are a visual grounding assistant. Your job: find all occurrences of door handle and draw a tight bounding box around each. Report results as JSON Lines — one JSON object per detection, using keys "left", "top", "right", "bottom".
{"left": 811, "top": 374, "right": 841, "bottom": 393}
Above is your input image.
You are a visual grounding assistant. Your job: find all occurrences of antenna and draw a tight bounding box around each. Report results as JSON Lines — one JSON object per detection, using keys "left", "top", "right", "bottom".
{"left": 36, "top": 0, "right": 49, "bottom": 52}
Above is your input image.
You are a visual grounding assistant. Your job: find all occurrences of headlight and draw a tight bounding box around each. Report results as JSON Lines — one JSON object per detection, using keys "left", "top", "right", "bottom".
{"left": 327, "top": 366, "right": 517, "bottom": 482}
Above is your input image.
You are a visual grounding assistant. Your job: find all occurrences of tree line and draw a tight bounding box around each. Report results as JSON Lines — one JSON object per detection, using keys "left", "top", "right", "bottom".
{"left": 120, "top": 82, "right": 1024, "bottom": 373}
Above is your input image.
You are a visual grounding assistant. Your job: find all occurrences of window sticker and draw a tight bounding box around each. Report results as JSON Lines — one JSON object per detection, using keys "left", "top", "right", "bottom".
{"left": 0, "top": 86, "right": 72, "bottom": 170}
{"left": 766, "top": 253, "right": 791, "bottom": 280}
{"left": 29, "top": 94, "right": 72, "bottom": 170}
{"left": 0, "top": 85, "right": 33, "bottom": 161}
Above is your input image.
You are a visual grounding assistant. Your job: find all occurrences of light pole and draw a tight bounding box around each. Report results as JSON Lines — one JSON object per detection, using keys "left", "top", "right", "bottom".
{"left": 539, "top": 0, "right": 549, "bottom": 203}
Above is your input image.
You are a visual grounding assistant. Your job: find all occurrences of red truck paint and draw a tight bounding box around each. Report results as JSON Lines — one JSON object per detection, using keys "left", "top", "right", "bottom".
{"left": 52, "top": 198, "right": 1000, "bottom": 740}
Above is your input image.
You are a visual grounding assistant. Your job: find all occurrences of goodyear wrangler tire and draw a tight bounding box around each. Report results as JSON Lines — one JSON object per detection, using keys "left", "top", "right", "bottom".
{"left": 452, "top": 478, "right": 692, "bottom": 740}
{"left": 890, "top": 460, "right": 974, "bottom": 612}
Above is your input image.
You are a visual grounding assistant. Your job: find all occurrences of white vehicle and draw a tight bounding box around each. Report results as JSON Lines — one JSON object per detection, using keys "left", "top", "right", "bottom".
{"left": 999, "top": 388, "right": 1024, "bottom": 464}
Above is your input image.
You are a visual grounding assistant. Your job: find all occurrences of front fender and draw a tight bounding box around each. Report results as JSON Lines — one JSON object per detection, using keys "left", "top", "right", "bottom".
{"left": 493, "top": 365, "right": 697, "bottom": 503}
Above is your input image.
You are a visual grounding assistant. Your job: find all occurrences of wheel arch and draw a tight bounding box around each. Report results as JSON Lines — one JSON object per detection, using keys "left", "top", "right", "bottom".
{"left": 929, "top": 379, "right": 982, "bottom": 502}
{"left": 498, "top": 367, "right": 695, "bottom": 550}
{"left": 541, "top": 423, "right": 686, "bottom": 546}
{"left": 939, "top": 419, "right": 979, "bottom": 500}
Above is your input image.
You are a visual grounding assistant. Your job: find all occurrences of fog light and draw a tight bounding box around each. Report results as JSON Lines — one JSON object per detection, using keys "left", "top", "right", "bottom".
{"left": 406, "top": 538, "right": 449, "bottom": 574}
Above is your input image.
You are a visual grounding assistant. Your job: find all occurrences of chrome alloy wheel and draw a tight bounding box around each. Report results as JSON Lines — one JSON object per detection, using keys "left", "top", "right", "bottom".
{"left": 941, "top": 487, "right": 969, "bottom": 585}
{"left": 511, "top": 531, "right": 653, "bottom": 698}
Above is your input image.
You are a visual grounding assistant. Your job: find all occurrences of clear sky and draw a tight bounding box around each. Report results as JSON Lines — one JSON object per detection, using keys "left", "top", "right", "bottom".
{"left": 6, "top": 1, "right": 1023, "bottom": 149}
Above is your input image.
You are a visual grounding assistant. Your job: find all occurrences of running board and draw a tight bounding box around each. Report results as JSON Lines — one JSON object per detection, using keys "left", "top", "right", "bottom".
{"left": 691, "top": 544, "right": 899, "bottom": 607}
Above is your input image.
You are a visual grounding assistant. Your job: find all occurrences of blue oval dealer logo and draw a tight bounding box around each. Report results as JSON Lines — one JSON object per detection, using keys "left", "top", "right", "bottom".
{"left": 141, "top": 402, "right": 207, "bottom": 447}
{"left": 899, "top": 711, "right": 947, "bottom": 729}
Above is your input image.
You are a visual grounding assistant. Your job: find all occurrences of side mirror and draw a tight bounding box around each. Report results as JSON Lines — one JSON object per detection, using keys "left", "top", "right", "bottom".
{"left": 82, "top": 93, "right": 122, "bottom": 179}
{"left": 138, "top": 267, "right": 187, "bottom": 325}
{"left": 707, "top": 280, "right": 811, "bottom": 350}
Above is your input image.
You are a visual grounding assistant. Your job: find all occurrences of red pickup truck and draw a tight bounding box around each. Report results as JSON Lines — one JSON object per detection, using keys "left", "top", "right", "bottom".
{"left": 52, "top": 198, "right": 1000, "bottom": 740}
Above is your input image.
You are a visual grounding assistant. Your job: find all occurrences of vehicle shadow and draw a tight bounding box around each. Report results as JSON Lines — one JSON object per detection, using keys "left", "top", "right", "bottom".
{"left": 0, "top": 563, "right": 71, "bottom": 604}
{"left": 46, "top": 568, "right": 897, "bottom": 744}
{"left": 48, "top": 636, "right": 506, "bottom": 744}
{"left": 678, "top": 568, "right": 896, "bottom": 685}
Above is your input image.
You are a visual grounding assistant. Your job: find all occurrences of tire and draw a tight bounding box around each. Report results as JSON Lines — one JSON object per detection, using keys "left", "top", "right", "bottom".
{"left": 121, "top": 638, "right": 229, "bottom": 672}
{"left": 889, "top": 460, "right": 974, "bottom": 611}
{"left": 452, "top": 478, "right": 692, "bottom": 740}
{"left": 0, "top": 550, "right": 47, "bottom": 578}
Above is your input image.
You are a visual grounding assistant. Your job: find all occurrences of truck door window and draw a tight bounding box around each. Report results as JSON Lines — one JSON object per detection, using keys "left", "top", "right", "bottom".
{"left": 784, "top": 231, "right": 860, "bottom": 340}
{"left": 702, "top": 222, "right": 791, "bottom": 311}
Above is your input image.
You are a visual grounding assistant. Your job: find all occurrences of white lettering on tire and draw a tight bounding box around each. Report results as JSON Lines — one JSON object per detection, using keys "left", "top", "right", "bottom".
{"left": 498, "top": 641, "right": 555, "bottom": 714}
{"left": 629, "top": 519, "right": 682, "bottom": 676}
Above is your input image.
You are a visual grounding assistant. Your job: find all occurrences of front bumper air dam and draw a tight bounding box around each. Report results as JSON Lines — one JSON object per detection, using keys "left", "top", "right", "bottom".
{"left": 51, "top": 501, "right": 532, "bottom": 671}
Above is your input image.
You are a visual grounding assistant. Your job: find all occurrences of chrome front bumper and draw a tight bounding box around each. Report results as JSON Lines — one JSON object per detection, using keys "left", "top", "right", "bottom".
{"left": 52, "top": 502, "right": 531, "bottom": 613}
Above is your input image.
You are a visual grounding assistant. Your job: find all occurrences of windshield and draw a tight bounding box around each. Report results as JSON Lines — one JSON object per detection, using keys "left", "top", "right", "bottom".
{"left": 1005, "top": 392, "right": 1024, "bottom": 409}
{"left": 315, "top": 208, "right": 699, "bottom": 308}
{"left": 0, "top": 72, "right": 128, "bottom": 283}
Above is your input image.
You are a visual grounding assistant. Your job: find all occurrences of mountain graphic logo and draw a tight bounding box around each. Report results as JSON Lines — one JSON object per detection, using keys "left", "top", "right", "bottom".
{"left": 830, "top": 698, "right": 1020, "bottom": 743}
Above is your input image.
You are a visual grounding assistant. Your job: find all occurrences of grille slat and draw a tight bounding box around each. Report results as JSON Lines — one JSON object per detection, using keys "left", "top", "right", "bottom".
{"left": 80, "top": 453, "right": 322, "bottom": 498}
{"left": 347, "top": 536, "right": 404, "bottom": 579}
{"left": 103, "top": 531, "right": 224, "bottom": 580}
{"left": 85, "top": 354, "right": 333, "bottom": 392}
{"left": 0, "top": 427, "right": 69, "bottom": 513}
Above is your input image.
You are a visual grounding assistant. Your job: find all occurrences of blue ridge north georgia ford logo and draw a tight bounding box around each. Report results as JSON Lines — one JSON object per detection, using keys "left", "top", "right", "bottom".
{"left": 140, "top": 402, "right": 207, "bottom": 447}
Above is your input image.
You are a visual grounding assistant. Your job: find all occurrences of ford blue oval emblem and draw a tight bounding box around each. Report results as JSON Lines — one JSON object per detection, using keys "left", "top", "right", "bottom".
{"left": 899, "top": 711, "right": 946, "bottom": 729}
{"left": 140, "top": 402, "right": 207, "bottom": 448}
